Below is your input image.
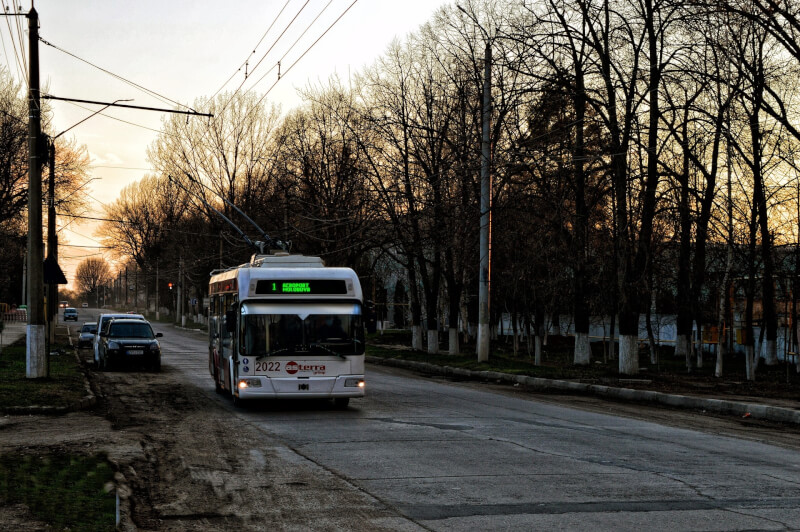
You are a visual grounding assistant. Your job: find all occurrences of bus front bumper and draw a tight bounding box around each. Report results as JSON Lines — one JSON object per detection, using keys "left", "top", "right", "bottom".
{"left": 235, "top": 375, "right": 365, "bottom": 399}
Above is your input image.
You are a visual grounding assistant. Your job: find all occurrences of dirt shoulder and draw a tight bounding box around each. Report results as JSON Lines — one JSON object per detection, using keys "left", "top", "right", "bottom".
{"left": 1, "top": 352, "right": 412, "bottom": 531}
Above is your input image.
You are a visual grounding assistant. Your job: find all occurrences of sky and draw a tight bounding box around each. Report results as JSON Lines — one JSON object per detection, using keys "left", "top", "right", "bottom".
{"left": 1, "top": 0, "right": 448, "bottom": 290}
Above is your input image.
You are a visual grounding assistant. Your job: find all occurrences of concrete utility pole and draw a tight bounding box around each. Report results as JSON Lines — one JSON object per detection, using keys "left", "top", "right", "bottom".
{"left": 477, "top": 40, "right": 492, "bottom": 363}
{"left": 178, "top": 257, "right": 185, "bottom": 327}
{"left": 156, "top": 261, "right": 160, "bottom": 320}
{"left": 26, "top": 7, "right": 47, "bottom": 378}
{"left": 46, "top": 142, "right": 56, "bottom": 344}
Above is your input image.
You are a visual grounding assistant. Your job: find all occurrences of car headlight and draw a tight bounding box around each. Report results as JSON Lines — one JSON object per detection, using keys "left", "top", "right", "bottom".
{"left": 108, "top": 341, "right": 120, "bottom": 350}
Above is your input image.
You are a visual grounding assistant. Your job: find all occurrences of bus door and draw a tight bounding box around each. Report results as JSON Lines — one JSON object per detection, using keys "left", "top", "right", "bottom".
{"left": 220, "top": 297, "right": 238, "bottom": 390}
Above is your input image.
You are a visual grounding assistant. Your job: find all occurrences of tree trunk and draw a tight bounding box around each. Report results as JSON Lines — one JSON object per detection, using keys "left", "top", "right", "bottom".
{"left": 619, "top": 334, "right": 639, "bottom": 375}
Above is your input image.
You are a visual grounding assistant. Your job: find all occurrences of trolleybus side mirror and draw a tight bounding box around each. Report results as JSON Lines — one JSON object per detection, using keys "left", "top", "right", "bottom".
{"left": 225, "top": 310, "right": 237, "bottom": 333}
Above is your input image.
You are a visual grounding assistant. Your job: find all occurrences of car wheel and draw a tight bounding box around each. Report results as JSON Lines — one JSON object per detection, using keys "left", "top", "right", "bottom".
{"left": 151, "top": 357, "right": 161, "bottom": 372}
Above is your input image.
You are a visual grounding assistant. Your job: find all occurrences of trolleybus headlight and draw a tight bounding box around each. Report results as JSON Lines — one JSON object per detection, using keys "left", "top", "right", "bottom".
{"left": 238, "top": 378, "right": 262, "bottom": 389}
{"left": 344, "top": 378, "right": 364, "bottom": 388}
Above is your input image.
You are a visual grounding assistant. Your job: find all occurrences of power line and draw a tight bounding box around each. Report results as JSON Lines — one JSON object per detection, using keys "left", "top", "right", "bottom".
{"left": 1, "top": 4, "right": 27, "bottom": 87}
{"left": 42, "top": 94, "right": 213, "bottom": 117}
{"left": 57, "top": 212, "right": 135, "bottom": 224}
{"left": 39, "top": 37, "right": 199, "bottom": 113}
{"left": 59, "top": 243, "right": 114, "bottom": 249}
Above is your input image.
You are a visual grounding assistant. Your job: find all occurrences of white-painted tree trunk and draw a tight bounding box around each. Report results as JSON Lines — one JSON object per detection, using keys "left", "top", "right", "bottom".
{"left": 26, "top": 324, "right": 47, "bottom": 378}
{"left": 412, "top": 325, "right": 423, "bottom": 351}
{"left": 448, "top": 328, "right": 459, "bottom": 355}
{"left": 764, "top": 339, "right": 778, "bottom": 365}
{"left": 675, "top": 334, "right": 690, "bottom": 369}
{"left": 618, "top": 334, "right": 639, "bottom": 375}
{"left": 573, "top": 332, "right": 590, "bottom": 365}
{"left": 715, "top": 336, "right": 724, "bottom": 378}
{"left": 427, "top": 330, "right": 439, "bottom": 355}
{"left": 745, "top": 344, "right": 756, "bottom": 381}
{"left": 696, "top": 326, "right": 703, "bottom": 369}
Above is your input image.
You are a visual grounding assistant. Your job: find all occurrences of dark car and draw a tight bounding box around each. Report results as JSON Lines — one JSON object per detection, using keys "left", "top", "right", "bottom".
{"left": 98, "top": 319, "right": 163, "bottom": 371}
{"left": 93, "top": 313, "right": 145, "bottom": 368}
{"left": 63, "top": 307, "right": 78, "bottom": 322}
{"left": 78, "top": 322, "right": 98, "bottom": 349}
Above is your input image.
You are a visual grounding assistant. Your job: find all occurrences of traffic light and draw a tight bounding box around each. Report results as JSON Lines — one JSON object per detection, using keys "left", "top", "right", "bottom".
{"left": 168, "top": 282, "right": 173, "bottom": 290}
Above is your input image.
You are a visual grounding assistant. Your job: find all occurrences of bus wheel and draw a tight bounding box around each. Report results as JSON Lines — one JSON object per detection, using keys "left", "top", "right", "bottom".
{"left": 334, "top": 398, "right": 350, "bottom": 409}
{"left": 232, "top": 394, "right": 242, "bottom": 407}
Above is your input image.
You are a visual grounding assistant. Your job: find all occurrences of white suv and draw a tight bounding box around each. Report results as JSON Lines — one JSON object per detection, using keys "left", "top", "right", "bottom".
{"left": 93, "top": 313, "right": 145, "bottom": 369}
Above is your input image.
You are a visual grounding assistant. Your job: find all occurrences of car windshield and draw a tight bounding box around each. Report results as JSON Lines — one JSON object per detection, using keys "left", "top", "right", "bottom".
{"left": 242, "top": 313, "right": 363, "bottom": 357}
{"left": 108, "top": 322, "right": 154, "bottom": 339}
{"left": 81, "top": 325, "right": 96, "bottom": 333}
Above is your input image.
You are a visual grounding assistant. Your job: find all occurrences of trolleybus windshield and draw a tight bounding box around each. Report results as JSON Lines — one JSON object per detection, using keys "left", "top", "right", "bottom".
{"left": 241, "top": 304, "right": 364, "bottom": 357}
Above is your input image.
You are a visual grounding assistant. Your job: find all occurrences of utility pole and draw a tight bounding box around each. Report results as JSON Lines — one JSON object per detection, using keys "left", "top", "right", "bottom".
{"left": 477, "top": 40, "right": 492, "bottom": 362}
{"left": 178, "top": 256, "right": 184, "bottom": 327}
{"left": 26, "top": 7, "right": 46, "bottom": 378}
{"left": 46, "top": 141, "right": 57, "bottom": 344}
{"left": 156, "top": 261, "right": 160, "bottom": 320}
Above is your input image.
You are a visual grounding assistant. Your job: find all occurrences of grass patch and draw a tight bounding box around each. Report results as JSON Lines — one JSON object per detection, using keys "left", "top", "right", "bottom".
{"left": 0, "top": 452, "right": 116, "bottom": 531}
{"left": 0, "top": 340, "right": 87, "bottom": 410}
{"left": 366, "top": 344, "right": 608, "bottom": 380}
{"left": 366, "top": 332, "right": 800, "bottom": 399}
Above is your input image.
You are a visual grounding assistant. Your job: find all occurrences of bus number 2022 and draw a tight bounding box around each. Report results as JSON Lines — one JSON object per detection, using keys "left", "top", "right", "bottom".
{"left": 256, "top": 361, "right": 281, "bottom": 372}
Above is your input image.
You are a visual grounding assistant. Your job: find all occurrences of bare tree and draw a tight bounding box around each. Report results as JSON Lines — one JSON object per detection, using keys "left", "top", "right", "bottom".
{"left": 148, "top": 91, "right": 282, "bottom": 249}
{"left": 75, "top": 257, "right": 111, "bottom": 305}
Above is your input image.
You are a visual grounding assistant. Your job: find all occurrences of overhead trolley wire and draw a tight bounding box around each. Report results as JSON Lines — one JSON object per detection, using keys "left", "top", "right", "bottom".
{"left": 209, "top": 0, "right": 293, "bottom": 100}
{"left": 208, "top": 0, "right": 359, "bottom": 151}
{"left": 233, "top": 0, "right": 311, "bottom": 93}
{"left": 213, "top": 0, "right": 312, "bottom": 120}
{"left": 255, "top": 0, "right": 360, "bottom": 107}
{"left": 248, "top": 0, "right": 334, "bottom": 89}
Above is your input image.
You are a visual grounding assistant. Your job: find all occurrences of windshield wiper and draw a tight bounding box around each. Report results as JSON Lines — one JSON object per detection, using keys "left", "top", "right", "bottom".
{"left": 256, "top": 348, "right": 290, "bottom": 361}
{"left": 309, "top": 343, "right": 346, "bottom": 358}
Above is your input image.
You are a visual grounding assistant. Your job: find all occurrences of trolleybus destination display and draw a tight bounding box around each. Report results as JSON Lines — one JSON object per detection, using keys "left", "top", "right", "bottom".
{"left": 255, "top": 279, "right": 348, "bottom": 295}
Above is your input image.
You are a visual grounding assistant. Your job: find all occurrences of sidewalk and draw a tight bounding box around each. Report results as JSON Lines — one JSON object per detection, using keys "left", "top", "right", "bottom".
{"left": 366, "top": 355, "right": 800, "bottom": 425}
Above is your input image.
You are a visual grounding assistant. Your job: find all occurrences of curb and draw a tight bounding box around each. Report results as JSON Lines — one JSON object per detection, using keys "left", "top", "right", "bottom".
{"left": 366, "top": 356, "right": 800, "bottom": 425}
{"left": 1, "top": 350, "right": 97, "bottom": 416}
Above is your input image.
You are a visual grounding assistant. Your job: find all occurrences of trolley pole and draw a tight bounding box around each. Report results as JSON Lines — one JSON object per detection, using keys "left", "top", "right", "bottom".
{"left": 26, "top": 7, "right": 47, "bottom": 378}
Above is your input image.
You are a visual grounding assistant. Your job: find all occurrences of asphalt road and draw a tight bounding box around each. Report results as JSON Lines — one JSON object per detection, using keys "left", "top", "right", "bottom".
{"left": 80, "top": 310, "right": 800, "bottom": 530}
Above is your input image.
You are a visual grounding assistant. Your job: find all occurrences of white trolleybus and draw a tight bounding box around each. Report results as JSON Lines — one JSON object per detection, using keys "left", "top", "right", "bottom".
{"left": 208, "top": 253, "right": 365, "bottom": 407}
